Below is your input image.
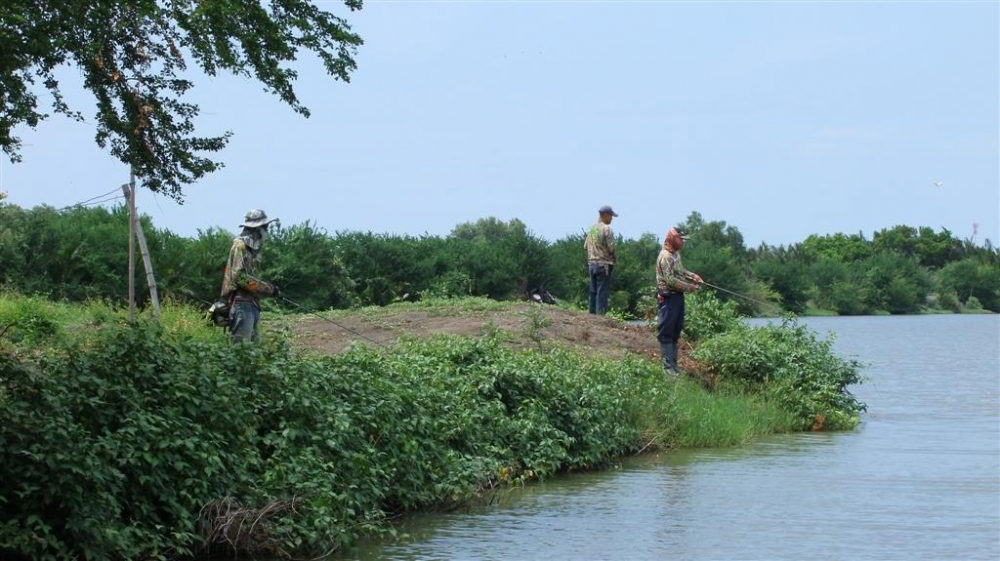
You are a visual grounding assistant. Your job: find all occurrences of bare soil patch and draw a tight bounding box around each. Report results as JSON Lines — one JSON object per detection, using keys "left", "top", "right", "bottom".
{"left": 286, "top": 303, "right": 664, "bottom": 361}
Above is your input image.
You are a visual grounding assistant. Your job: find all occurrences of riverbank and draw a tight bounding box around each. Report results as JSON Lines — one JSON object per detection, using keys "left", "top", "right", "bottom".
{"left": 276, "top": 297, "right": 716, "bottom": 374}
{"left": 0, "top": 292, "right": 864, "bottom": 559}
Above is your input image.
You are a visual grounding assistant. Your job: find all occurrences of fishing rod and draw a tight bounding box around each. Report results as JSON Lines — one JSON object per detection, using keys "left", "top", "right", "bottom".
{"left": 279, "top": 295, "right": 390, "bottom": 348}
{"left": 240, "top": 273, "right": 388, "bottom": 347}
{"left": 680, "top": 273, "right": 784, "bottom": 312}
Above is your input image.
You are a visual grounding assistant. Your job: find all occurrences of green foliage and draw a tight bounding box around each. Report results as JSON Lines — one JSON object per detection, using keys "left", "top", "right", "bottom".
{"left": 682, "top": 290, "right": 745, "bottom": 344}
{"left": 801, "top": 232, "right": 872, "bottom": 263}
{"left": 150, "top": 226, "right": 234, "bottom": 305}
{"left": 446, "top": 217, "right": 555, "bottom": 300}
{"left": 691, "top": 319, "right": 866, "bottom": 430}
{"left": 1, "top": 0, "right": 364, "bottom": 199}
{"left": 0, "top": 293, "right": 64, "bottom": 346}
{"left": 633, "top": 380, "right": 796, "bottom": 448}
{"left": 545, "top": 234, "right": 589, "bottom": 306}
{"left": 332, "top": 231, "right": 447, "bottom": 306}
{"left": 808, "top": 258, "right": 853, "bottom": 314}
{"left": 752, "top": 258, "right": 811, "bottom": 314}
{"left": 0, "top": 292, "right": 869, "bottom": 559}
{"left": 872, "top": 225, "right": 960, "bottom": 269}
{"left": 1, "top": 201, "right": 996, "bottom": 317}
{"left": 855, "top": 253, "right": 932, "bottom": 314}
{"left": 606, "top": 233, "right": 661, "bottom": 318}
{"left": 265, "top": 222, "right": 358, "bottom": 310}
{"left": 0, "top": 323, "right": 263, "bottom": 559}
{"left": 937, "top": 258, "right": 1000, "bottom": 312}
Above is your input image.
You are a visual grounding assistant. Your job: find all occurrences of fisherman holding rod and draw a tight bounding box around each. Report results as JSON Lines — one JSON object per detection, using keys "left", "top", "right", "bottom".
{"left": 655, "top": 226, "right": 703, "bottom": 377}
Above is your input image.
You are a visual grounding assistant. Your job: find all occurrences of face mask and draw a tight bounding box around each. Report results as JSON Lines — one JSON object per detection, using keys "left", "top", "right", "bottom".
{"left": 245, "top": 228, "right": 266, "bottom": 252}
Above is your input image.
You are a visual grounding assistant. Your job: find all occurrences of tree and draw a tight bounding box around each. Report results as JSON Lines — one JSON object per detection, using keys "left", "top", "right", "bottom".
{"left": 872, "top": 225, "right": 960, "bottom": 269}
{"left": 752, "top": 258, "right": 810, "bottom": 314}
{"left": 263, "top": 222, "right": 357, "bottom": 310}
{"left": 937, "top": 258, "right": 1000, "bottom": 312}
{"left": 678, "top": 211, "right": 748, "bottom": 263}
{"left": 1, "top": 0, "right": 363, "bottom": 200}
{"left": 800, "top": 232, "right": 872, "bottom": 263}
{"left": 855, "top": 253, "right": 931, "bottom": 314}
{"left": 447, "top": 217, "right": 554, "bottom": 300}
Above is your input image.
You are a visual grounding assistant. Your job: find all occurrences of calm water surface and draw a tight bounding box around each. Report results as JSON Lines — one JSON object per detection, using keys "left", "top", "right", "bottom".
{"left": 345, "top": 315, "right": 1000, "bottom": 561}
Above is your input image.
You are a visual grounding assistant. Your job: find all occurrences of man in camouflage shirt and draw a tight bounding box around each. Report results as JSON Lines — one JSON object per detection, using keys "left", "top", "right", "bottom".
{"left": 655, "top": 226, "right": 702, "bottom": 376}
{"left": 221, "top": 209, "right": 280, "bottom": 343}
{"left": 584, "top": 205, "right": 619, "bottom": 315}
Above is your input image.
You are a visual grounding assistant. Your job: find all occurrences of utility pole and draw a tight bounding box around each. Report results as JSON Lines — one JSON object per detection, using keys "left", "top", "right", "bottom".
{"left": 122, "top": 170, "right": 161, "bottom": 320}
{"left": 124, "top": 84, "right": 160, "bottom": 319}
{"left": 127, "top": 169, "right": 136, "bottom": 323}
{"left": 133, "top": 196, "right": 161, "bottom": 317}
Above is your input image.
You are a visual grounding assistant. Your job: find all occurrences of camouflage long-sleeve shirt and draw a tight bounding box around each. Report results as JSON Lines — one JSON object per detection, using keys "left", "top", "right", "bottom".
{"left": 221, "top": 237, "right": 275, "bottom": 301}
{"left": 584, "top": 222, "right": 616, "bottom": 266}
{"left": 656, "top": 248, "right": 691, "bottom": 293}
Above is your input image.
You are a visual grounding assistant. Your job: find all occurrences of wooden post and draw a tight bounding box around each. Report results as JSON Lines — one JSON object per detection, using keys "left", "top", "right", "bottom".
{"left": 122, "top": 173, "right": 161, "bottom": 319}
{"left": 126, "top": 171, "right": 136, "bottom": 323}
{"left": 134, "top": 210, "right": 161, "bottom": 317}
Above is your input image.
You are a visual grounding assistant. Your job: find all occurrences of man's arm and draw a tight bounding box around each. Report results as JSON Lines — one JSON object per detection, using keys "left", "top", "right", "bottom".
{"left": 226, "top": 242, "right": 276, "bottom": 296}
{"left": 604, "top": 226, "right": 617, "bottom": 265}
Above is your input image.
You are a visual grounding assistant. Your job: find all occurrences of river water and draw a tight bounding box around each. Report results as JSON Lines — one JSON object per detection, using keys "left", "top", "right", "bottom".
{"left": 345, "top": 314, "right": 1000, "bottom": 561}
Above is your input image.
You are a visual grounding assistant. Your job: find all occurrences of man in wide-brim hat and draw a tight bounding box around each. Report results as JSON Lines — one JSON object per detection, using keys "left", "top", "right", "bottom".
{"left": 220, "top": 209, "right": 280, "bottom": 343}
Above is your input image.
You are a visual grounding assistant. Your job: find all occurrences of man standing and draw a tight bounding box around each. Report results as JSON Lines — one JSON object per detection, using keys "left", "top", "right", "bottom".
{"left": 584, "top": 205, "right": 618, "bottom": 315}
{"left": 221, "top": 209, "right": 280, "bottom": 343}
{"left": 655, "top": 226, "right": 702, "bottom": 376}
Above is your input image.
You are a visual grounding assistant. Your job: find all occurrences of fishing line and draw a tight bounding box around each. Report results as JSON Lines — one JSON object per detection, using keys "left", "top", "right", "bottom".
{"left": 677, "top": 274, "right": 785, "bottom": 313}
{"left": 279, "top": 296, "right": 390, "bottom": 348}
{"left": 698, "top": 280, "right": 782, "bottom": 311}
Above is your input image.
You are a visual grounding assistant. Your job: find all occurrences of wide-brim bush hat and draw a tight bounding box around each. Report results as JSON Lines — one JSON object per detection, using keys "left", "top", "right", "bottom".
{"left": 241, "top": 209, "right": 277, "bottom": 229}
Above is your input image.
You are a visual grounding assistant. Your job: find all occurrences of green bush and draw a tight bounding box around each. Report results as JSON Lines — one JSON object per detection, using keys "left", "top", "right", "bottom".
{"left": 683, "top": 291, "right": 745, "bottom": 343}
{"left": 0, "top": 293, "right": 867, "bottom": 559}
{"left": 690, "top": 318, "right": 866, "bottom": 430}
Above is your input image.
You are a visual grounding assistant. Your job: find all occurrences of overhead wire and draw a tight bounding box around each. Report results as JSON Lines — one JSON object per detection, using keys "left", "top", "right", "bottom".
{"left": 57, "top": 188, "right": 126, "bottom": 211}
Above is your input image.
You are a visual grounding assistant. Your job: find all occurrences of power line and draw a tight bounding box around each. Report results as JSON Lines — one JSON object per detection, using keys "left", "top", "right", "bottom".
{"left": 57, "top": 188, "right": 124, "bottom": 211}
{"left": 76, "top": 195, "right": 125, "bottom": 208}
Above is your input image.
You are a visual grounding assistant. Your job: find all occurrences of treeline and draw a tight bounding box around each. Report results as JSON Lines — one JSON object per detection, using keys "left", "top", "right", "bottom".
{"left": 1, "top": 202, "right": 997, "bottom": 315}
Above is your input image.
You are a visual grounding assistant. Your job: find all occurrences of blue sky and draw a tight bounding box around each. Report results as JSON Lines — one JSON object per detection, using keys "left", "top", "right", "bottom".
{"left": 2, "top": 1, "right": 998, "bottom": 248}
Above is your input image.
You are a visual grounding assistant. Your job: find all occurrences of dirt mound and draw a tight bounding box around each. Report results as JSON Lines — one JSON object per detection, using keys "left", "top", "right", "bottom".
{"left": 287, "top": 302, "right": 663, "bottom": 361}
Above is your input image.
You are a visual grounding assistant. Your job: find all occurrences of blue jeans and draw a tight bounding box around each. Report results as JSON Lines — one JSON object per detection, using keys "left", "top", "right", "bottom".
{"left": 229, "top": 299, "right": 261, "bottom": 343}
{"left": 588, "top": 263, "right": 613, "bottom": 315}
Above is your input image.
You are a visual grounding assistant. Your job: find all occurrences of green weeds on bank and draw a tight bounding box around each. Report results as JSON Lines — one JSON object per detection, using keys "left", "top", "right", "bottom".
{"left": 0, "top": 292, "right": 864, "bottom": 559}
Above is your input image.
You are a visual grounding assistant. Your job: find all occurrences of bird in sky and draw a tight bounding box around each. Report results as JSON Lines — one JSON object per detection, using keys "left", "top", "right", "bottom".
{"left": 932, "top": 181, "right": 944, "bottom": 187}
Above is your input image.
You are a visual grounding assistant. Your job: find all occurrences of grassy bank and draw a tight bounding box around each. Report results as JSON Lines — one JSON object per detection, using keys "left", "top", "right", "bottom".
{"left": 0, "top": 292, "right": 863, "bottom": 559}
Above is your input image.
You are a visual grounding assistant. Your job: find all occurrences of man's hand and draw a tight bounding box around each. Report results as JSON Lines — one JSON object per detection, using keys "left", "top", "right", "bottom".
{"left": 271, "top": 284, "right": 281, "bottom": 297}
{"left": 683, "top": 271, "right": 703, "bottom": 284}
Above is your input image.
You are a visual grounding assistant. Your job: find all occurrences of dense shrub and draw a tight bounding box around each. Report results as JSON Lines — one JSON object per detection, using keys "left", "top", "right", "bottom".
{"left": 0, "top": 291, "right": 868, "bottom": 559}
{"left": 682, "top": 290, "right": 745, "bottom": 344}
{"left": 690, "top": 318, "right": 866, "bottom": 430}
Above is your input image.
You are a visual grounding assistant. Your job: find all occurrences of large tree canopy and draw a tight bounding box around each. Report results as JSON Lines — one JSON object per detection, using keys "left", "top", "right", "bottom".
{"left": 0, "top": 0, "right": 363, "bottom": 200}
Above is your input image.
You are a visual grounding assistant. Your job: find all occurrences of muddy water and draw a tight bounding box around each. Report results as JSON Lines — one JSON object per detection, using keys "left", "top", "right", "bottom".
{"left": 344, "top": 315, "right": 1000, "bottom": 561}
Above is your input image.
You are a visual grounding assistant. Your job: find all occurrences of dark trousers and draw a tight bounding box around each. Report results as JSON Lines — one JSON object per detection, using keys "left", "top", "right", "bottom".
{"left": 656, "top": 291, "right": 685, "bottom": 344}
{"left": 588, "top": 263, "right": 613, "bottom": 315}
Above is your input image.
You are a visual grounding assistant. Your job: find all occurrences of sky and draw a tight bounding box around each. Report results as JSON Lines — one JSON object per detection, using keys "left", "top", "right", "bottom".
{"left": 2, "top": 0, "right": 998, "bottom": 248}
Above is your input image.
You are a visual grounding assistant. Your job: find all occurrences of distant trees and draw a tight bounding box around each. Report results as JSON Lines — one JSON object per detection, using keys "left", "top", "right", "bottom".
{"left": 0, "top": 200, "right": 997, "bottom": 316}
